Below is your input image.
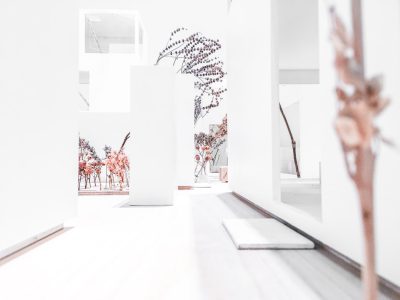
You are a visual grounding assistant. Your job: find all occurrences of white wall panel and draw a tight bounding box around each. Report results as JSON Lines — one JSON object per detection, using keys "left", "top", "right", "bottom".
{"left": 0, "top": 0, "right": 77, "bottom": 255}
{"left": 174, "top": 76, "right": 195, "bottom": 186}
{"left": 277, "top": 0, "right": 319, "bottom": 70}
{"left": 227, "top": 0, "right": 280, "bottom": 208}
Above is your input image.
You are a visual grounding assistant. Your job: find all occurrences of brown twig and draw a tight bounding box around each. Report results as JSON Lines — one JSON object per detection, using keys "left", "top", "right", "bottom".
{"left": 279, "top": 103, "right": 301, "bottom": 178}
{"left": 350, "top": 2, "right": 377, "bottom": 298}
{"left": 119, "top": 132, "right": 131, "bottom": 154}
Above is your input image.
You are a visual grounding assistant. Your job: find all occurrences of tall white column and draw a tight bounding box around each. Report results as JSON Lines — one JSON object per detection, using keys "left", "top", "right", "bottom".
{"left": 227, "top": 0, "right": 280, "bottom": 207}
{"left": 129, "top": 66, "right": 176, "bottom": 205}
{"left": 174, "top": 75, "right": 195, "bottom": 187}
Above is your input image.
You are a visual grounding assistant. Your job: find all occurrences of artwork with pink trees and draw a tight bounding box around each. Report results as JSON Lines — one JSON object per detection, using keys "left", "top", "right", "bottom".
{"left": 103, "top": 149, "right": 130, "bottom": 191}
{"left": 78, "top": 138, "right": 104, "bottom": 190}
{"left": 194, "top": 115, "right": 228, "bottom": 181}
{"left": 78, "top": 133, "right": 131, "bottom": 193}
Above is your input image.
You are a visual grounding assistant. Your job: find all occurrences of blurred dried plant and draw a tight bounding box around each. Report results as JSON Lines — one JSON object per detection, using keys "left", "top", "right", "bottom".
{"left": 330, "top": 2, "right": 391, "bottom": 299}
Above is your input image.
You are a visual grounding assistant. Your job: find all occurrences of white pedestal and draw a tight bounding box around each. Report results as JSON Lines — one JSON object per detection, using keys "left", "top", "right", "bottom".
{"left": 223, "top": 218, "right": 314, "bottom": 249}
{"left": 129, "top": 66, "right": 176, "bottom": 205}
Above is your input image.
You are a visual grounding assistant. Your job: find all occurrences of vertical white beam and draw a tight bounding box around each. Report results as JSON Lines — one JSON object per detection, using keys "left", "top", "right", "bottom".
{"left": 227, "top": 0, "right": 280, "bottom": 207}
{"left": 174, "top": 75, "right": 195, "bottom": 187}
{"left": 0, "top": 0, "right": 77, "bottom": 254}
{"left": 129, "top": 66, "right": 176, "bottom": 205}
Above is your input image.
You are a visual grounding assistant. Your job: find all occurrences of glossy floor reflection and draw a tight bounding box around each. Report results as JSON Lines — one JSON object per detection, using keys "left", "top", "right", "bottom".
{"left": 0, "top": 184, "right": 394, "bottom": 300}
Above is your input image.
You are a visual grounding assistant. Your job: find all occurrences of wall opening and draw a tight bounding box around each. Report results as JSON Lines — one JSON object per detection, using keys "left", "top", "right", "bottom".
{"left": 277, "top": 0, "right": 322, "bottom": 221}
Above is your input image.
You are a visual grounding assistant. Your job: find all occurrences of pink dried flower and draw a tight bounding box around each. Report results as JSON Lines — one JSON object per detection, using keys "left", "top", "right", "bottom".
{"left": 335, "top": 116, "right": 362, "bottom": 149}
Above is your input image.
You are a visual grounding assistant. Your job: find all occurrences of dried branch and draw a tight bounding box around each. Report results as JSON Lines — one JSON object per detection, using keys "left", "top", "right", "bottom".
{"left": 279, "top": 103, "right": 301, "bottom": 178}
{"left": 329, "top": 3, "right": 392, "bottom": 299}
{"left": 156, "top": 28, "right": 227, "bottom": 124}
{"left": 119, "top": 132, "right": 131, "bottom": 154}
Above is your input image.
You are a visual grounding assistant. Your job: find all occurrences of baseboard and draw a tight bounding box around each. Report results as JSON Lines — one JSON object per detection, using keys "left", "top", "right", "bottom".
{"left": 232, "top": 192, "right": 400, "bottom": 297}
{"left": 79, "top": 191, "right": 129, "bottom": 196}
{"left": 177, "top": 186, "right": 193, "bottom": 190}
{"left": 0, "top": 224, "right": 64, "bottom": 260}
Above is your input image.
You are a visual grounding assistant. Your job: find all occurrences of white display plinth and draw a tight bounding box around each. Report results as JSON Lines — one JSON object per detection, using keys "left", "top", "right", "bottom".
{"left": 129, "top": 66, "right": 176, "bottom": 205}
{"left": 223, "top": 218, "right": 314, "bottom": 249}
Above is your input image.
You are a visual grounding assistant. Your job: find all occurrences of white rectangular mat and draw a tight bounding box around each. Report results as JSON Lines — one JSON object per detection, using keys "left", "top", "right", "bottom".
{"left": 223, "top": 218, "right": 314, "bottom": 250}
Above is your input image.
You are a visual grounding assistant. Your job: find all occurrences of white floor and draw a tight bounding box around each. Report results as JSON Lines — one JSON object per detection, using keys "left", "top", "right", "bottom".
{"left": 0, "top": 184, "right": 393, "bottom": 300}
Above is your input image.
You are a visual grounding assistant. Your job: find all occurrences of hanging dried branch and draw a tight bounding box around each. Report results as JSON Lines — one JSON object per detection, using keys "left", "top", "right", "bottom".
{"left": 279, "top": 103, "right": 301, "bottom": 178}
{"left": 155, "top": 28, "right": 227, "bottom": 124}
{"left": 330, "top": 3, "right": 391, "bottom": 299}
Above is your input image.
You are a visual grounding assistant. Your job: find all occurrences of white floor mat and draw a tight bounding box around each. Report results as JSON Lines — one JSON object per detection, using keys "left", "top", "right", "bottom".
{"left": 223, "top": 218, "right": 314, "bottom": 250}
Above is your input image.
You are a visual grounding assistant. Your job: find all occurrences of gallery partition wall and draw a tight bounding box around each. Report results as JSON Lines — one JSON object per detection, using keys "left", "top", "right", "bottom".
{"left": 228, "top": 0, "right": 400, "bottom": 288}
{"left": 0, "top": 0, "right": 78, "bottom": 258}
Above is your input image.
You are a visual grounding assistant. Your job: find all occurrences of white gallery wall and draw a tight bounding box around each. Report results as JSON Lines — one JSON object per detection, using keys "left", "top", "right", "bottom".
{"left": 228, "top": 0, "right": 400, "bottom": 286}
{"left": 278, "top": 0, "right": 319, "bottom": 71}
{"left": 0, "top": 0, "right": 77, "bottom": 256}
{"left": 278, "top": 0, "right": 319, "bottom": 84}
